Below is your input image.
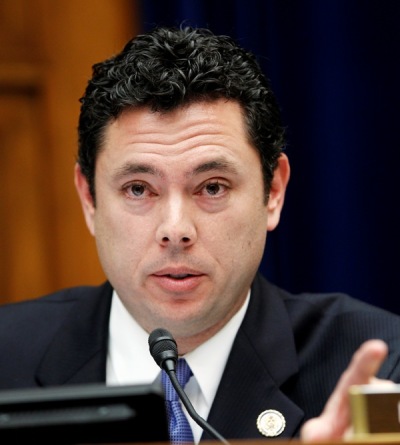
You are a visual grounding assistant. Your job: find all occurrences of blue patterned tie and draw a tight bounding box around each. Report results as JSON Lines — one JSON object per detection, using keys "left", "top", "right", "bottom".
{"left": 161, "top": 358, "right": 194, "bottom": 444}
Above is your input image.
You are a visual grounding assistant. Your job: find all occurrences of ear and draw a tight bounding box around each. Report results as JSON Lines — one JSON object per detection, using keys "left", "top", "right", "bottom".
{"left": 74, "top": 163, "right": 96, "bottom": 236}
{"left": 266, "top": 153, "right": 290, "bottom": 231}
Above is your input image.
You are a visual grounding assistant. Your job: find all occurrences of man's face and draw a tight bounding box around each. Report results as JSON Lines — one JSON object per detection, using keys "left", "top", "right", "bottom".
{"left": 75, "top": 99, "right": 289, "bottom": 350}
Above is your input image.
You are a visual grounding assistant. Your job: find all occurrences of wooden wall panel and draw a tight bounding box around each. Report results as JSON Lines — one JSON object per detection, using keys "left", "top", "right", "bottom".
{"left": 0, "top": 91, "right": 54, "bottom": 300}
{"left": 0, "top": 0, "right": 140, "bottom": 302}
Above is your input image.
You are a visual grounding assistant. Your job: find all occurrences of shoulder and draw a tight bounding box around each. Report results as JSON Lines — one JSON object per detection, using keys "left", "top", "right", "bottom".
{"left": 0, "top": 283, "right": 111, "bottom": 318}
{"left": 0, "top": 283, "right": 113, "bottom": 388}
{"left": 253, "top": 272, "right": 400, "bottom": 331}
{"left": 0, "top": 282, "right": 113, "bottom": 338}
{"left": 252, "top": 273, "right": 400, "bottom": 377}
{"left": 281, "top": 284, "right": 400, "bottom": 340}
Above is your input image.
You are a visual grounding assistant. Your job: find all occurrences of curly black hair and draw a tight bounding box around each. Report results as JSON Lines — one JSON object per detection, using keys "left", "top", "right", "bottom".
{"left": 78, "top": 26, "right": 286, "bottom": 200}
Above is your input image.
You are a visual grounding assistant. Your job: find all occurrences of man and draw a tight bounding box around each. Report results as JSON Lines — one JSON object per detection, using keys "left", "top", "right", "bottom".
{"left": 0, "top": 26, "right": 399, "bottom": 442}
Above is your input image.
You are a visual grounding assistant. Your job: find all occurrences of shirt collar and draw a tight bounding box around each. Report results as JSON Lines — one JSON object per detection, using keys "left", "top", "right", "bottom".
{"left": 107, "top": 293, "right": 160, "bottom": 385}
{"left": 183, "top": 295, "right": 249, "bottom": 408}
{"left": 107, "top": 289, "right": 250, "bottom": 407}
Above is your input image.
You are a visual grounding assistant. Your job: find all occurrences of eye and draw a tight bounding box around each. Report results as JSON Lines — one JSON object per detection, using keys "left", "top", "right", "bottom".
{"left": 123, "top": 181, "right": 155, "bottom": 199}
{"left": 205, "top": 182, "right": 223, "bottom": 196}
{"left": 198, "top": 180, "right": 229, "bottom": 198}
{"left": 129, "top": 183, "right": 146, "bottom": 196}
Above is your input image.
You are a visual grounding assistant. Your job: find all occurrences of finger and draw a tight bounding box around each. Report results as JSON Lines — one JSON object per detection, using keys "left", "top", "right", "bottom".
{"left": 325, "top": 339, "right": 388, "bottom": 414}
{"left": 301, "top": 340, "right": 388, "bottom": 442}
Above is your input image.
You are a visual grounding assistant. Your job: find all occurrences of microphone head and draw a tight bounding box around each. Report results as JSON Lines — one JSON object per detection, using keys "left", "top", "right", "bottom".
{"left": 148, "top": 328, "right": 178, "bottom": 370}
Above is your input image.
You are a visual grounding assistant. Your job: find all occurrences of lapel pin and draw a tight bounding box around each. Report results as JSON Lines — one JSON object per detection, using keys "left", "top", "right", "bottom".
{"left": 256, "top": 409, "right": 286, "bottom": 437}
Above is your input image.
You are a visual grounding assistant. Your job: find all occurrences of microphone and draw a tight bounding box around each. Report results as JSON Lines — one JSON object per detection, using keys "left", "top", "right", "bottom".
{"left": 149, "top": 328, "right": 229, "bottom": 445}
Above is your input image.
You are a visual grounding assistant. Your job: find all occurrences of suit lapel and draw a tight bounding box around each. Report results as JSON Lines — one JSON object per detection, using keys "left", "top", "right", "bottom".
{"left": 204, "top": 274, "right": 304, "bottom": 440}
{"left": 35, "top": 282, "right": 113, "bottom": 386}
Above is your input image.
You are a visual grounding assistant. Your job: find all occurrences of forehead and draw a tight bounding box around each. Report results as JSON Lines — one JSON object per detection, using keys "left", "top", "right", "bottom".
{"left": 104, "top": 99, "right": 248, "bottom": 143}
{"left": 98, "top": 99, "right": 260, "bottom": 172}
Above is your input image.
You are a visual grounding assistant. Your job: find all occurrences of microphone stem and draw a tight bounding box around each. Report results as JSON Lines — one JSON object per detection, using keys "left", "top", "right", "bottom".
{"left": 168, "top": 370, "right": 230, "bottom": 445}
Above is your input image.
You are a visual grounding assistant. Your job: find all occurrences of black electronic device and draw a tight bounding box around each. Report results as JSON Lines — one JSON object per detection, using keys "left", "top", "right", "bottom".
{"left": 0, "top": 382, "right": 168, "bottom": 444}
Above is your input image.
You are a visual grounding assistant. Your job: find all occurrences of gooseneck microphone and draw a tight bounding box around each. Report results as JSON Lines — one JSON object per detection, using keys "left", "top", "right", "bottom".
{"left": 148, "top": 328, "right": 229, "bottom": 445}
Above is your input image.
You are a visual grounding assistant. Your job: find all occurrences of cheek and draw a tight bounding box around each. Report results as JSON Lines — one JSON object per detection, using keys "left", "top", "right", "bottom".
{"left": 241, "top": 205, "right": 268, "bottom": 257}
{"left": 236, "top": 221, "right": 267, "bottom": 263}
{"left": 93, "top": 207, "right": 152, "bottom": 265}
{"left": 207, "top": 204, "right": 268, "bottom": 259}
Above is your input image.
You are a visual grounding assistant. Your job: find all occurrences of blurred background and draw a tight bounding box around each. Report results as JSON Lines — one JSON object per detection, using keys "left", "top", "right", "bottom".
{"left": 1, "top": 0, "right": 399, "bottom": 315}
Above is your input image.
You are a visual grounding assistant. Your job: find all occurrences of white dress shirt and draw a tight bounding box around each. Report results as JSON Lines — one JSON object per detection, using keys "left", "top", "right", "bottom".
{"left": 106, "top": 290, "right": 250, "bottom": 444}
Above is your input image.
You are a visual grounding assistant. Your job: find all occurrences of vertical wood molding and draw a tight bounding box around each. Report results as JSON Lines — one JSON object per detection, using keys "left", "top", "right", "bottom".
{"left": 0, "top": 0, "right": 140, "bottom": 302}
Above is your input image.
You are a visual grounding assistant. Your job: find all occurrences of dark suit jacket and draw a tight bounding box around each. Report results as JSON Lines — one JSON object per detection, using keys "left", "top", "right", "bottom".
{"left": 0, "top": 273, "right": 399, "bottom": 440}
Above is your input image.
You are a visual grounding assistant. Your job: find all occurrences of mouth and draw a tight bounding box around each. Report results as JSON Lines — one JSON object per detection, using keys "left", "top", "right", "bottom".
{"left": 153, "top": 267, "right": 203, "bottom": 278}
{"left": 151, "top": 269, "right": 205, "bottom": 293}
{"left": 163, "top": 273, "right": 196, "bottom": 279}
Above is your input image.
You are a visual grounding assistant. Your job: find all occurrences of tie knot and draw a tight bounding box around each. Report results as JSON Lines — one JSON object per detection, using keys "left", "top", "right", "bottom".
{"left": 161, "top": 358, "right": 192, "bottom": 402}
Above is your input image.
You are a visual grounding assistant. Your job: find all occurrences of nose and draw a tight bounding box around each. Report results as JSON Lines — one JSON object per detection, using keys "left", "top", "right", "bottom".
{"left": 155, "top": 196, "right": 197, "bottom": 248}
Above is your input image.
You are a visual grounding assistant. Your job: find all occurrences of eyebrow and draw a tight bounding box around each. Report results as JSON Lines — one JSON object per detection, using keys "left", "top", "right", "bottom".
{"left": 189, "top": 159, "right": 239, "bottom": 177}
{"left": 113, "top": 158, "right": 238, "bottom": 181}
{"left": 113, "top": 163, "right": 164, "bottom": 180}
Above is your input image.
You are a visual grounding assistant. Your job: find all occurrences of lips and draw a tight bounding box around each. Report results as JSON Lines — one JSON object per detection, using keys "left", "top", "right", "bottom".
{"left": 151, "top": 268, "right": 205, "bottom": 293}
